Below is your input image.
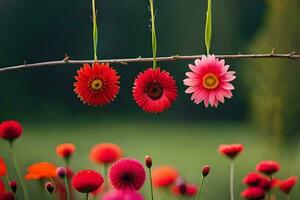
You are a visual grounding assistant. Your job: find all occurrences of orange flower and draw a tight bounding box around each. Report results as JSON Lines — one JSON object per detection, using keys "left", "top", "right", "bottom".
{"left": 152, "top": 166, "right": 179, "bottom": 187}
{"left": 0, "top": 157, "right": 7, "bottom": 176}
{"left": 56, "top": 143, "right": 76, "bottom": 159}
{"left": 90, "top": 143, "right": 123, "bottom": 164}
{"left": 25, "top": 162, "right": 57, "bottom": 180}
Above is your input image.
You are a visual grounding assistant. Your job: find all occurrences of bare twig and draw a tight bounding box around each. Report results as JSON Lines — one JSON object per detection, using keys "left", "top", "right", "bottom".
{"left": 0, "top": 52, "right": 300, "bottom": 73}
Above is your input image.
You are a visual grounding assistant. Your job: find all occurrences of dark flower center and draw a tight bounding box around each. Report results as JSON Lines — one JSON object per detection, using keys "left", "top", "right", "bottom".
{"left": 147, "top": 82, "right": 163, "bottom": 100}
{"left": 121, "top": 172, "right": 134, "bottom": 183}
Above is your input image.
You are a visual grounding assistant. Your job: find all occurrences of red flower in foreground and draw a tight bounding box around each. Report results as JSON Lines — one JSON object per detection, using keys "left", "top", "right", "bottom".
{"left": 25, "top": 162, "right": 57, "bottom": 180}
{"left": 0, "top": 192, "right": 15, "bottom": 200}
{"left": 56, "top": 143, "right": 75, "bottom": 159}
{"left": 184, "top": 55, "right": 236, "bottom": 107}
{"left": 109, "top": 158, "right": 146, "bottom": 191}
{"left": 243, "top": 172, "right": 263, "bottom": 186}
{"left": 90, "top": 143, "right": 123, "bottom": 164}
{"left": 241, "top": 187, "right": 265, "bottom": 200}
{"left": 72, "top": 170, "right": 104, "bottom": 193}
{"left": 279, "top": 176, "right": 298, "bottom": 194}
{"left": 256, "top": 161, "right": 280, "bottom": 175}
{"left": 74, "top": 63, "right": 120, "bottom": 106}
{"left": 218, "top": 144, "right": 243, "bottom": 159}
{"left": 152, "top": 166, "right": 178, "bottom": 187}
{"left": 132, "top": 68, "right": 177, "bottom": 113}
{"left": 0, "top": 120, "right": 23, "bottom": 142}
{"left": 172, "top": 183, "right": 198, "bottom": 197}
{"left": 0, "top": 157, "right": 7, "bottom": 177}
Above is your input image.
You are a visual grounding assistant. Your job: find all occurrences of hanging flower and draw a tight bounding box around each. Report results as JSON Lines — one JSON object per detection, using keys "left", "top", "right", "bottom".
{"left": 109, "top": 158, "right": 146, "bottom": 191}
{"left": 90, "top": 143, "right": 123, "bottom": 165}
{"left": 74, "top": 63, "right": 120, "bottom": 106}
{"left": 152, "top": 165, "right": 178, "bottom": 187}
{"left": 0, "top": 157, "right": 7, "bottom": 177}
{"left": 184, "top": 55, "right": 236, "bottom": 107}
{"left": 242, "top": 172, "right": 263, "bottom": 187}
{"left": 279, "top": 176, "right": 298, "bottom": 194}
{"left": 25, "top": 162, "right": 57, "bottom": 180}
{"left": 132, "top": 68, "right": 177, "bottom": 113}
{"left": 218, "top": 144, "right": 243, "bottom": 159}
{"left": 0, "top": 120, "right": 23, "bottom": 142}
{"left": 56, "top": 143, "right": 75, "bottom": 159}
{"left": 102, "top": 190, "right": 144, "bottom": 200}
{"left": 256, "top": 161, "right": 280, "bottom": 176}
{"left": 241, "top": 187, "right": 265, "bottom": 200}
{"left": 72, "top": 170, "right": 104, "bottom": 193}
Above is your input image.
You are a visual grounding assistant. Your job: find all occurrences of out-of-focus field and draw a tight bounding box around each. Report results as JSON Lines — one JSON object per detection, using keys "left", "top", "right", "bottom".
{"left": 0, "top": 119, "right": 299, "bottom": 199}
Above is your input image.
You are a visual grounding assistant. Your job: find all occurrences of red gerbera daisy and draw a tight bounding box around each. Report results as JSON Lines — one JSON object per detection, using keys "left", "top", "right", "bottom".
{"left": 74, "top": 62, "right": 120, "bottom": 106}
{"left": 72, "top": 170, "right": 104, "bottom": 193}
{"left": 90, "top": 143, "right": 123, "bottom": 165}
{"left": 132, "top": 68, "right": 177, "bottom": 113}
{"left": 109, "top": 158, "right": 146, "bottom": 191}
{"left": 0, "top": 120, "right": 23, "bottom": 142}
{"left": 241, "top": 187, "right": 265, "bottom": 200}
{"left": 218, "top": 144, "right": 243, "bottom": 159}
{"left": 279, "top": 176, "right": 297, "bottom": 194}
{"left": 256, "top": 161, "right": 280, "bottom": 176}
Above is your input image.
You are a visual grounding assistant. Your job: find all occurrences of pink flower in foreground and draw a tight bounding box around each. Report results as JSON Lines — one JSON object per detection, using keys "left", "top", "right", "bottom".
{"left": 102, "top": 190, "right": 144, "bottom": 200}
{"left": 184, "top": 55, "right": 236, "bottom": 107}
{"left": 109, "top": 158, "right": 146, "bottom": 191}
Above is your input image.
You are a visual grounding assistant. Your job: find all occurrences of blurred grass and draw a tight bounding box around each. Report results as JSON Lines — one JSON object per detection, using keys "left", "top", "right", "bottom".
{"left": 0, "top": 119, "right": 299, "bottom": 199}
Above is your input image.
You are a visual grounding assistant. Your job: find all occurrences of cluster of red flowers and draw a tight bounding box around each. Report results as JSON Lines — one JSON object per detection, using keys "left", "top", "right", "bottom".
{"left": 241, "top": 161, "right": 297, "bottom": 200}
{"left": 0, "top": 120, "right": 298, "bottom": 200}
{"left": 73, "top": 55, "right": 236, "bottom": 113}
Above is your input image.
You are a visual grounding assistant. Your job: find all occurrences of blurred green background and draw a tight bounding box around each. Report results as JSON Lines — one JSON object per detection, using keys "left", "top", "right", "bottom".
{"left": 0, "top": 0, "right": 299, "bottom": 199}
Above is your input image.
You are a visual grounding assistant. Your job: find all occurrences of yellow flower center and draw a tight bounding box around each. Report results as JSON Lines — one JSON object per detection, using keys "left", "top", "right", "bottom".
{"left": 91, "top": 79, "right": 103, "bottom": 90}
{"left": 203, "top": 73, "right": 219, "bottom": 89}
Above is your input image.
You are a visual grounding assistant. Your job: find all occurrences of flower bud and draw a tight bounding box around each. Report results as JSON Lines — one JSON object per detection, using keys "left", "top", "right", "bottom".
{"left": 45, "top": 182, "right": 55, "bottom": 194}
{"left": 202, "top": 165, "right": 211, "bottom": 177}
{"left": 9, "top": 181, "right": 17, "bottom": 193}
{"left": 144, "top": 155, "right": 152, "bottom": 168}
{"left": 177, "top": 180, "right": 187, "bottom": 195}
{"left": 56, "top": 167, "right": 66, "bottom": 178}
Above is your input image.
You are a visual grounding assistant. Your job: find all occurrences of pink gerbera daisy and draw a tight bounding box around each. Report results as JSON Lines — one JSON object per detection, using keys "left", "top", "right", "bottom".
{"left": 109, "top": 158, "right": 146, "bottom": 191}
{"left": 184, "top": 55, "right": 236, "bottom": 107}
{"left": 132, "top": 68, "right": 177, "bottom": 113}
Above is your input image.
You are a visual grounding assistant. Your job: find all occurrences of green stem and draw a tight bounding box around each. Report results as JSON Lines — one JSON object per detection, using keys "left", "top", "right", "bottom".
{"left": 91, "top": 0, "right": 98, "bottom": 60}
{"left": 64, "top": 176, "right": 70, "bottom": 200}
{"left": 195, "top": 176, "right": 204, "bottom": 200}
{"left": 104, "top": 164, "right": 108, "bottom": 191}
{"left": 149, "top": 0, "right": 157, "bottom": 69}
{"left": 268, "top": 176, "right": 272, "bottom": 200}
{"left": 205, "top": 0, "right": 212, "bottom": 55}
{"left": 148, "top": 168, "right": 154, "bottom": 200}
{"left": 287, "top": 194, "right": 290, "bottom": 200}
{"left": 9, "top": 142, "right": 29, "bottom": 200}
{"left": 86, "top": 192, "right": 89, "bottom": 200}
{"left": 230, "top": 161, "right": 234, "bottom": 200}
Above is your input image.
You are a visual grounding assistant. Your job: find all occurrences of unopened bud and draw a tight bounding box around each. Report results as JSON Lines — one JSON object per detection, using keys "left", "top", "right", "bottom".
{"left": 56, "top": 167, "right": 66, "bottom": 178}
{"left": 9, "top": 181, "right": 17, "bottom": 193}
{"left": 45, "top": 182, "right": 55, "bottom": 194}
{"left": 144, "top": 155, "right": 152, "bottom": 168}
{"left": 177, "top": 180, "right": 187, "bottom": 195}
{"left": 202, "top": 165, "right": 211, "bottom": 177}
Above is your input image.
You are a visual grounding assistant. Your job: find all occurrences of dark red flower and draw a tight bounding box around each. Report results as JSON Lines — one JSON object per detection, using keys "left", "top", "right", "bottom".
{"left": 72, "top": 170, "right": 104, "bottom": 193}
{"left": 9, "top": 181, "right": 17, "bottom": 194}
{"left": 90, "top": 143, "right": 123, "bottom": 164}
{"left": 257, "top": 176, "right": 278, "bottom": 191}
{"left": 279, "top": 176, "right": 297, "bottom": 194}
{"left": 256, "top": 161, "right": 280, "bottom": 175}
{"left": 241, "top": 187, "right": 265, "bottom": 200}
{"left": 172, "top": 183, "right": 198, "bottom": 197}
{"left": 202, "top": 165, "right": 211, "bottom": 177}
{"left": 0, "top": 120, "right": 23, "bottom": 142}
{"left": 132, "top": 68, "right": 177, "bottom": 113}
{"left": 109, "top": 158, "right": 146, "bottom": 191}
{"left": 144, "top": 155, "right": 152, "bottom": 169}
{"left": 45, "top": 182, "right": 55, "bottom": 194}
{"left": 243, "top": 172, "right": 263, "bottom": 186}
{"left": 0, "top": 192, "right": 15, "bottom": 200}
{"left": 74, "top": 63, "right": 120, "bottom": 106}
{"left": 218, "top": 144, "right": 243, "bottom": 159}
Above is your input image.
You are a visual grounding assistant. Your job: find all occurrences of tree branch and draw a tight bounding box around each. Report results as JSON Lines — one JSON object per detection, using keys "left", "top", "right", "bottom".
{"left": 0, "top": 52, "right": 299, "bottom": 73}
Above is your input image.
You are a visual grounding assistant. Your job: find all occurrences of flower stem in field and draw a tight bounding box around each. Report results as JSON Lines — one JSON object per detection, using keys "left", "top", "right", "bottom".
{"left": 9, "top": 142, "right": 29, "bottom": 200}
{"left": 104, "top": 163, "right": 108, "bottom": 190}
{"left": 230, "top": 161, "right": 235, "bottom": 200}
{"left": 86, "top": 192, "right": 89, "bottom": 200}
{"left": 64, "top": 175, "right": 70, "bottom": 200}
{"left": 148, "top": 168, "right": 154, "bottom": 200}
{"left": 196, "top": 176, "right": 204, "bottom": 200}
